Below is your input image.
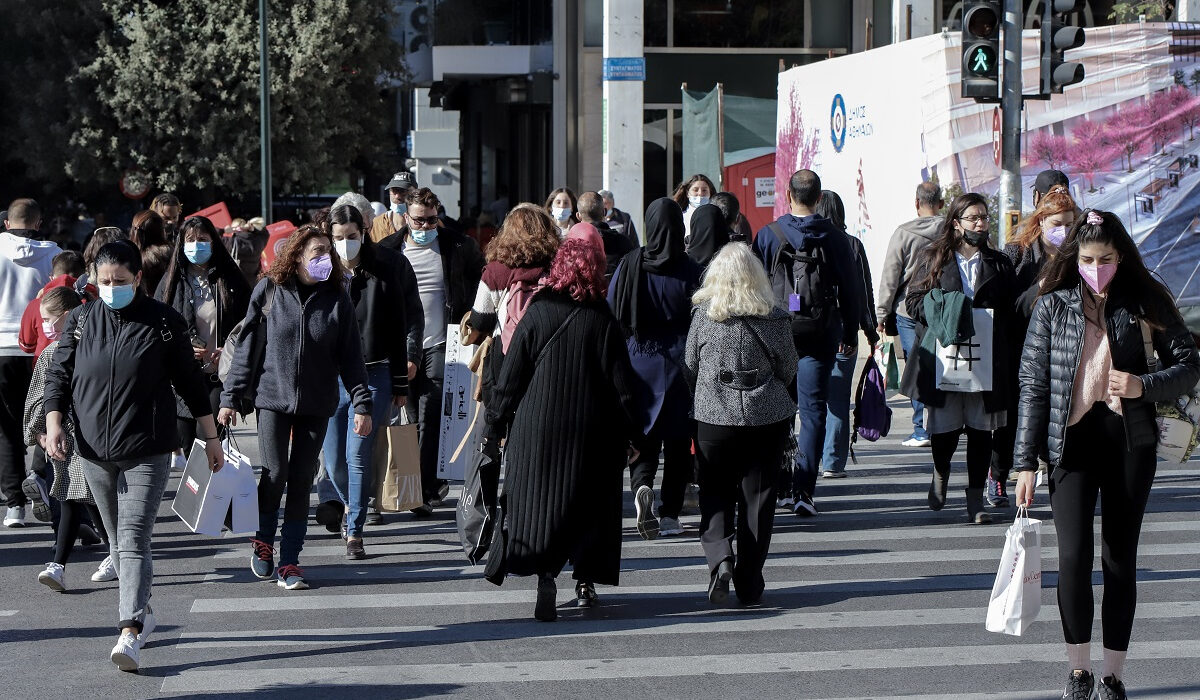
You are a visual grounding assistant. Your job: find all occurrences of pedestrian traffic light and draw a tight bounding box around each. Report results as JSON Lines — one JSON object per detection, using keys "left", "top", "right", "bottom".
{"left": 961, "top": 1, "right": 1001, "bottom": 102}
{"left": 1040, "top": 0, "right": 1086, "bottom": 95}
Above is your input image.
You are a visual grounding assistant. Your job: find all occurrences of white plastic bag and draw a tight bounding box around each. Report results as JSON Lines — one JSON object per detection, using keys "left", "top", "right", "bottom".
{"left": 985, "top": 506, "right": 1042, "bottom": 636}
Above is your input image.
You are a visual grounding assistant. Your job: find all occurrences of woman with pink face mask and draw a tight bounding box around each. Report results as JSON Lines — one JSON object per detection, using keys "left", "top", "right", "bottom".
{"left": 24, "top": 287, "right": 114, "bottom": 590}
{"left": 1014, "top": 210, "right": 1200, "bottom": 700}
{"left": 987, "top": 186, "right": 1079, "bottom": 507}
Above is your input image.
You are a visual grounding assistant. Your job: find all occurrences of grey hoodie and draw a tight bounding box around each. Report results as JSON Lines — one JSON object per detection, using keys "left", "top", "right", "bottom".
{"left": 875, "top": 215, "right": 943, "bottom": 323}
{"left": 0, "top": 230, "right": 61, "bottom": 355}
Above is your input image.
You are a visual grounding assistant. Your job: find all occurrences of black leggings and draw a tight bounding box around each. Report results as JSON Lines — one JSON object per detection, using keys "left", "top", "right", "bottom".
{"left": 931, "top": 427, "right": 992, "bottom": 489}
{"left": 1051, "top": 404, "right": 1156, "bottom": 651}
{"left": 53, "top": 500, "right": 105, "bottom": 566}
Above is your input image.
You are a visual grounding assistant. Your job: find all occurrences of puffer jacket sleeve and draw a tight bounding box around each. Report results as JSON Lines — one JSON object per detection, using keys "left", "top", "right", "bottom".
{"left": 1014, "top": 294, "right": 1054, "bottom": 472}
{"left": 1140, "top": 303, "right": 1200, "bottom": 403}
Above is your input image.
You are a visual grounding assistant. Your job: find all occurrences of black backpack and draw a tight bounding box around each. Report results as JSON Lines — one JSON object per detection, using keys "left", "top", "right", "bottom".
{"left": 766, "top": 221, "right": 839, "bottom": 336}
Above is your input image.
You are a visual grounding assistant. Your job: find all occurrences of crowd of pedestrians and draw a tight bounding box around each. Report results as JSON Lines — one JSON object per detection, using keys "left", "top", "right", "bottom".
{"left": 1, "top": 163, "right": 1196, "bottom": 700}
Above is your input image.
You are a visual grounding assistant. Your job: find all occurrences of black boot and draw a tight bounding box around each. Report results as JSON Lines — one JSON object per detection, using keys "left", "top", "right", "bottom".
{"left": 965, "top": 488, "right": 993, "bottom": 524}
{"left": 534, "top": 574, "right": 557, "bottom": 622}
{"left": 927, "top": 464, "right": 950, "bottom": 511}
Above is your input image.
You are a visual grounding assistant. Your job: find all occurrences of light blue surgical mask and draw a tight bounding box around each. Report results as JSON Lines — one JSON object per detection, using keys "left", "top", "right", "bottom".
{"left": 410, "top": 228, "right": 439, "bottom": 246}
{"left": 184, "top": 241, "right": 212, "bottom": 265}
{"left": 688, "top": 195, "right": 710, "bottom": 208}
{"left": 551, "top": 207, "right": 571, "bottom": 223}
{"left": 99, "top": 284, "right": 136, "bottom": 310}
{"left": 391, "top": 202, "right": 407, "bottom": 215}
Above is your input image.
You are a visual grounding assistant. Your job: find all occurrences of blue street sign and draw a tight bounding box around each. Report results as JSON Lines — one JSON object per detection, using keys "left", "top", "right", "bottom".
{"left": 603, "top": 57, "right": 646, "bottom": 81}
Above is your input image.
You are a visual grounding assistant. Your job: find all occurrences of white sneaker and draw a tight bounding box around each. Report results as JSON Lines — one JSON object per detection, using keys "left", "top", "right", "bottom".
{"left": 92, "top": 555, "right": 118, "bottom": 582}
{"left": 777, "top": 495, "right": 796, "bottom": 508}
{"left": 3, "top": 505, "right": 25, "bottom": 528}
{"left": 634, "top": 485, "right": 659, "bottom": 540}
{"left": 901, "top": 437, "right": 931, "bottom": 448}
{"left": 110, "top": 632, "right": 140, "bottom": 672}
{"left": 658, "top": 516, "right": 684, "bottom": 536}
{"left": 38, "top": 562, "right": 66, "bottom": 592}
{"left": 172, "top": 451, "right": 188, "bottom": 470}
{"left": 138, "top": 606, "right": 156, "bottom": 646}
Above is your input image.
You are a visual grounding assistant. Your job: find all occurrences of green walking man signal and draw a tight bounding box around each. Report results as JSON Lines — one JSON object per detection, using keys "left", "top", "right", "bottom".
{"left": 961, "top": 1, "right": 1001, "bottom": 102}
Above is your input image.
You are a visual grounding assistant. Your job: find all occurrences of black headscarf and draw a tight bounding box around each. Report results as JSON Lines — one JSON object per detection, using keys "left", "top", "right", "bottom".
{"left": 685, "top": 203, "right": 729, "bottom": 269}
{"left": 611, "top": 197, "right": 690, "bottom": 338}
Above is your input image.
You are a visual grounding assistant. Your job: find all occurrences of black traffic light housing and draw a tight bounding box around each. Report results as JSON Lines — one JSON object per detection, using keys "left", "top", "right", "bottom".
{"left": 1041, "top": 0, "right": 1086, "bottom": 95}
{"left": 962, "top": 0, "right": 1001, "bottom": 102}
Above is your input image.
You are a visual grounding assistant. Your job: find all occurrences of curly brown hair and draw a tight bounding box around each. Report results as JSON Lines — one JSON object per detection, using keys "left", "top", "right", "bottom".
{"left": 267, "top": 224, "right": 343, "bottom": 289}
{"left": 486, "top": 206, "right": 560, "bottom": 268}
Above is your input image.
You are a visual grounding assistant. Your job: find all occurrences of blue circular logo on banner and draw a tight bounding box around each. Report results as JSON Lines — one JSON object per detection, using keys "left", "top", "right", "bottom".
{"left": 830, "top": 94, "right": 847, "bottom": 153}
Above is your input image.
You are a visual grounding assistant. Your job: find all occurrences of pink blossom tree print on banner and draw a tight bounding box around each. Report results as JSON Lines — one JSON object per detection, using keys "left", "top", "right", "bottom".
{"left": 1028, "top": 131, "right": 1070, "bottom": 171}
{"left": 1104, "top": 104, "right": 1149, "bottom": 173}
{"left": 1067, "top": 119, "right": 1119, "bottom": 193}
{"left": 775, "top": 86, "right": 821, "bottom": 218}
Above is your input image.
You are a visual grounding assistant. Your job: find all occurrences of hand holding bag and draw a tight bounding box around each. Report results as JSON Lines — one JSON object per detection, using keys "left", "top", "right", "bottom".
{"left": 875, "top": 340, "right": 900, "bottom": 391}
{"left": 985, "top": 506, "right": 1042, "bottom": 636}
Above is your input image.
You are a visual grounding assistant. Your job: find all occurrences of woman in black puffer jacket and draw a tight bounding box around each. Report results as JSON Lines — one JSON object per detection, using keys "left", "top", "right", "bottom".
{"left": 1014, "top": 210, "right": 1200, "bottom": 700}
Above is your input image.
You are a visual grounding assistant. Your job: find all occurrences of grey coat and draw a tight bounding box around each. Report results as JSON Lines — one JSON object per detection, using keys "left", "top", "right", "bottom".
{"left": 875, "top": 215, "right": 942, "bottom": 323}
{"left": 221, "top": 278, "right": 371, "bottom": 418}
{"left": 684, "top": 305, "right": 798, "bottom": 427}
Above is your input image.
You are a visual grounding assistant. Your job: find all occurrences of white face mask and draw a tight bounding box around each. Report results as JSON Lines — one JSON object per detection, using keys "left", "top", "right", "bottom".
{"left": 688, "top": 195, "right": 710, "bottom": 208}
{"left": 551, "top": 206, "right": 570, "bottom": 223}
{"left": 335, "top": 238, "right": 362, "bottom": 262}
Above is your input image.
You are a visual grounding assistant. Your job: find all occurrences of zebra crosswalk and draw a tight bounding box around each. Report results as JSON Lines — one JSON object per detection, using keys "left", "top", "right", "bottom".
{"left": 3, "top": 419, "right": 1199, "bottom": 698}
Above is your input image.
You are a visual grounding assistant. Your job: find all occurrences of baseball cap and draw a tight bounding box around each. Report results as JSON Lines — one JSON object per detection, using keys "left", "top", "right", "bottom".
{"left": 1033, "top": 169, "right": 1069, "bottom": 195}
{"left": 385, "top": 171, "right": 418, "bottom": 191}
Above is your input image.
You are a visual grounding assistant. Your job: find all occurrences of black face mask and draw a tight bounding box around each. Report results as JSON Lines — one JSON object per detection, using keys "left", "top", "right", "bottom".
{"left": 962, "top": 230, "right": 988, "bottom": 247}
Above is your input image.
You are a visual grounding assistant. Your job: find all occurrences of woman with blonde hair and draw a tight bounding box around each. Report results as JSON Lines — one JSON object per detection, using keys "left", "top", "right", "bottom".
{"left": 684, "top": 242, "right": 797, "bottom": 605}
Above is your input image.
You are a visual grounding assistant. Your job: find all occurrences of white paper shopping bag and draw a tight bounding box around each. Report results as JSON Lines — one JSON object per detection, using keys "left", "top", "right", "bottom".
{"left": 223, "top": 435, "right": 259, "bottom": 535}
{"left": 986, "top": 507, "right": 1043, "bottom": 636}
{"left": 171, "top": 439, "right": 236, "bottom": 536}
{"left": 936, "top": 308, "right": 994, "bottom": 392}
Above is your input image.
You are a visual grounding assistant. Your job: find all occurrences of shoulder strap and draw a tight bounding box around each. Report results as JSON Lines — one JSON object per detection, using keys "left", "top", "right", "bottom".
{"left": 262, "top": 279, "right": 276, "bottom": 315}
{"left": 767, "top": 221, "right": 788, "bottom": 248}
{"left": 1138, "top": 317, "right": 1158, "bottom": 371}
{"left": 740, "top": 317, "right": 776, "bottom": 363}
{"left": 72, "top": 303, "right": 94, "bottom": 342}
{"left": 535, "top": 307, "right": 583, "bottom": 366}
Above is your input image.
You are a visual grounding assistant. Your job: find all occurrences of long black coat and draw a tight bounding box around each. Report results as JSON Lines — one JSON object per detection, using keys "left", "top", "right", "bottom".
{"left": 487, "top": 290, "right": 642, "bottom": 585}
{"left": 900, "top": 246, "right": 1016, "bottom": 413}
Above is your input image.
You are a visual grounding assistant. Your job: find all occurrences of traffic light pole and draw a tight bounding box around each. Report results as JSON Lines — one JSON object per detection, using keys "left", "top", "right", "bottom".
{"left": 999, "top": 0, "right": 1023, "bottom": 244}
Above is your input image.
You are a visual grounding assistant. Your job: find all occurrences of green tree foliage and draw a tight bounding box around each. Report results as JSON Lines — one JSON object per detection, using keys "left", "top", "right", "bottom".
{"left": 1109, "top": 1, "right": 1175, "bottom": 22}
{"left": 66, "top": 0, "right": 404, "bottom": 195}
{"left": 0, "top": 1, "right": 107, "bottom": 190}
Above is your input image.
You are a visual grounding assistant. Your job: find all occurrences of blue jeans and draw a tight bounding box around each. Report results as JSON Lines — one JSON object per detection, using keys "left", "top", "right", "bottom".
{"left": 793, "top": 354, "right": 833, "bottom": 498}
{"left": 320, "top": 364, "right": 392, "bottom": 538}
{"left": 821, "top": 347, "right": 857, "bottom": 474}
{"left": 895, "top": 314, "right": 927, "bottom": 439}
{"left": 82, "top": 454, "right": 171, "bottom": 632}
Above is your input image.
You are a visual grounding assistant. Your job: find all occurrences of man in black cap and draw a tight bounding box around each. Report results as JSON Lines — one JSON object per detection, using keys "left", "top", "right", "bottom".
{"left": 1032, "top": 169, "right": 1070, "bottom": 209}
{"left": 371, "top": 171, "right": 419, "bottom": 243}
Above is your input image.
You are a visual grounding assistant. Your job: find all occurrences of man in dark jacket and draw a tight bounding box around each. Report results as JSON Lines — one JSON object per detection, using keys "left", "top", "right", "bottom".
{"left": 380, "top": 188, "right": 484, "bottom": 513}
{"left": 577, "top": 191, "right": 633, "bottom": 283}
{"left": 599, "top": 189, "right": 639, "bottom": 246}
{"left": 875, "top": 182, "right": 943, "bottom": 448}
{"left": 753, "top": 170, "right": 861, "bottom": 517}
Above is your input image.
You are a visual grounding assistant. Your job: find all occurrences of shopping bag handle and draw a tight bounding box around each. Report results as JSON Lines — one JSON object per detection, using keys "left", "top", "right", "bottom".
{"left": 1014, "top": 505, "right": 1030, "bottom": 522}
{"left": 388, "top": 405, "right": 410, "bottom": 427}
{"left": 223, "top": 430, "right": 242, "bottom": 455}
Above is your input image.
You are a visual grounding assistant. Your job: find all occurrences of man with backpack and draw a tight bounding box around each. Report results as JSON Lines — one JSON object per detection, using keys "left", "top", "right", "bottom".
{"left": 752, "top": 171, "right": 861, "bottom": 516}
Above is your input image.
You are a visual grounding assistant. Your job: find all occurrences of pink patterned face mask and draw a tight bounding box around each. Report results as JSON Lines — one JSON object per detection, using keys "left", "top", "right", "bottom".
{"left": 1078, "top": 262, "right": 1117, "bottom": 294}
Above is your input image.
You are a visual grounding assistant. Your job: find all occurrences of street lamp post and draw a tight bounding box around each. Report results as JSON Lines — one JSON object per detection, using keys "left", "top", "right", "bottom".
{"left": 259, "top": 0, "right": 272, "bottom": 223}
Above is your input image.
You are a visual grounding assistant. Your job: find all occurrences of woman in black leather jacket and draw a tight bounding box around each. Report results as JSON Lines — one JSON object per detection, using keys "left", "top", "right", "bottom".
{"left": 1014, "top": 210, "right": 1200, "bottom": 700}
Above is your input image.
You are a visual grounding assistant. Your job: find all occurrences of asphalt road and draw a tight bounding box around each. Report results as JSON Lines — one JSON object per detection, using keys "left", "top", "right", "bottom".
{"left": 2, "top": 403, "right": 1199, "bottom": 699}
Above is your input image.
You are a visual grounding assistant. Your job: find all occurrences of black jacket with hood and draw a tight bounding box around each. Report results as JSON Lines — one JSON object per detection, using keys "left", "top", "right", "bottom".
{"left": 346, "top": 242, "right": 411, "bottom": 396}
{"left": 45, "top": 294, "right": 213, "bottom": 462}
{"left": 378, "top": 226, "right": 485, "bottom": 337}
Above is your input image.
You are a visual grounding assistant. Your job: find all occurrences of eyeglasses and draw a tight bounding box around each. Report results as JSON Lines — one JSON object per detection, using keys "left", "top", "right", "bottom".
{"left": 957, "top": 214, "right": 990, "bottom": 224}
{"left": 407, "top": 214, "right": 439, "bottom": 228}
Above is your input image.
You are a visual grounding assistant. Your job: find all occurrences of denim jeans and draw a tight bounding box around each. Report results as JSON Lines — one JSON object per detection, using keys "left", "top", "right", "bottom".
{"left": 319, "top": 364, "right": 392, "bottom": 538}
{"left": 793, "top": 354, "right": 833, "bottom": 498}
{"left": 82, "top": 453, "right": 171, "bottom": 632}
{"left": 895, "top": 314, "right": 927, "bottom": 439}
{"left": 256, "top": 409, "right": 328, "bottom": 567}
{"left": 821, "top": 347, "right": 858, "bottom": 474}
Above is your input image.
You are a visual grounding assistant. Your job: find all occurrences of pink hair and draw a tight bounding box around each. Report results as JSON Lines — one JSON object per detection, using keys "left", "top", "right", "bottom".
{"left": 547, "top": 237, "right": 606, "bottom": 302}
